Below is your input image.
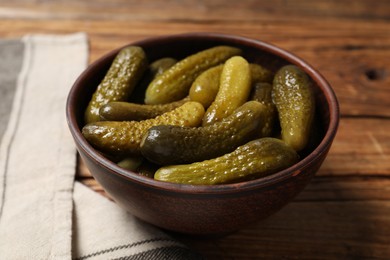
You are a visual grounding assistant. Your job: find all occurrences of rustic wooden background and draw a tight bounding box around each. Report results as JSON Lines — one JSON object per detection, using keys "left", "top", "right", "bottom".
{"left": 1, "top": 0, "right": 389, "bottom": 258}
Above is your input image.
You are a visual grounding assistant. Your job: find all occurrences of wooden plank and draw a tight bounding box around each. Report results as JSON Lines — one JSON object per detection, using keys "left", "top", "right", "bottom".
{"left": 297, "top": 176, "right": 390, "bottom": 201}
{"left": 319, "top": 118, "right": 390, "bottom": 176}
{"left": 1, "top": 0, "right": 389, "bottom": 21}
{"left": 176, "top": 200, "right": 390, "bottom": 259}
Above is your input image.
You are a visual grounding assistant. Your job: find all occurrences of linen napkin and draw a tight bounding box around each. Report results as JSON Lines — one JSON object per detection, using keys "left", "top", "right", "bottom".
{"left": 0, "top": 33, "right": 201, "bottom": 259}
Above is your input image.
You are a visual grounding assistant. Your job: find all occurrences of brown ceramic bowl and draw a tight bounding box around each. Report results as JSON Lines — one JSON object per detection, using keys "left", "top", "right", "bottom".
{"left": 66, "top": 33, "right": 339, "bottom": 235}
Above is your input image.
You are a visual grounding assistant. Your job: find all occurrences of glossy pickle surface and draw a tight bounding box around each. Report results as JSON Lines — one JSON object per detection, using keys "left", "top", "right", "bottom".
{"left": 140, "top": 101, "right": 267, "bottom": 165}
{"left": 84, "top": 46, "right": 148, "bottom": 124}
{"left": 154, "top": 138, "right": 299, "bottom": 185}
{"left": 272, "top": 65, "right": 315, "bottom": 151}
{"left": 144, "top": 45, "right": 242, "bottom": 105}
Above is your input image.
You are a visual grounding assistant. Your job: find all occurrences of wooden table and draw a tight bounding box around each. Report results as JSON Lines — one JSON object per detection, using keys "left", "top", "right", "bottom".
{"left": 1, "top": 1, "right": 389, "bottom": 258}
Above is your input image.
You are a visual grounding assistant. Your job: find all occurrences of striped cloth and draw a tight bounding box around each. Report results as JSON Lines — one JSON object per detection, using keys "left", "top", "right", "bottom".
{"left": 0, "top": 33, "right": 201, "bottom": 260}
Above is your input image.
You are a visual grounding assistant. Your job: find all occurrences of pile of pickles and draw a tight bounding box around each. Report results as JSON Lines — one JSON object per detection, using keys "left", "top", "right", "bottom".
{"left": 82, "top": 45, "right": 316, "bottom": 185}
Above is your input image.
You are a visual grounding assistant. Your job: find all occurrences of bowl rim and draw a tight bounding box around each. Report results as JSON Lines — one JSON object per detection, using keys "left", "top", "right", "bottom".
{"left": 66, "top": 32, "right": 339, "bottom": 194}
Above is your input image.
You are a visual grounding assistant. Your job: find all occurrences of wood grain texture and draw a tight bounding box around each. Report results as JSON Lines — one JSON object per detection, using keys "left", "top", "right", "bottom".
{"left": 178, "top": 200, "right": 390, "bottom": 259}
{"left": 0, "top": 0, "right": 389, "bottom": 258}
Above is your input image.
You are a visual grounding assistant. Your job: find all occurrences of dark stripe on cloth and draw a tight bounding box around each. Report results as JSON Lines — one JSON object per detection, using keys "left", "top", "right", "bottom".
{"left": 0, "top": 39, "right": 24, "bottom": 139}
{"left": 113, "top": 246, "right": 205, "bottom": 260}
{"left": 75, "top": 237, "right": 203, "bottom": 260}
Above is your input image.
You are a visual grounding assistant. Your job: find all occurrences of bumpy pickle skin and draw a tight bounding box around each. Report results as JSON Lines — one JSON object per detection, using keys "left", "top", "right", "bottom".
{"left": 202, "top": 56, "right": 252, "bottom": 126}
{"left": 99, "top": 97, "right": 189, "bottom": 121}
{"left": 84, "top": 46, "right": 148, "bottom": 124}
{"left": 154, "top": 138, "right": 299, "bottom": 185}
{"left": 250, "top": 82, "right": 277, "bottom": 137}
{"left": 140, "top": 101, "right": 267, "bottom": 165}
{"left": 272, "top": 65, "right": 315, "bottom": 151}
{"left": 144, "top": 46, "right": 242, "bottom": 105}
{"left": 82, "top": 101, "right": 205, "bottom": 156}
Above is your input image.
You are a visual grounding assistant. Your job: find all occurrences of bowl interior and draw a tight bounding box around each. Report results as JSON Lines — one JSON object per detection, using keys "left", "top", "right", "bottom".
{"left": 67, "top": 33, "right": 339, "bottom": 192}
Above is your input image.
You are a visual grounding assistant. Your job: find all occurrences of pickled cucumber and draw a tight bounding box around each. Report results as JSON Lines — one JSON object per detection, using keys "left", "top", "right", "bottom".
{"left": 129, "top": 57, "right": 177, "bottom": 103}
{"left": 149, "top": 57, "right": 178, "bottom": 77}
{"left": 118, "top": 158, "right": 157, "bottom": 178}
{"left": 136, "top": 161, "right": 159, "bottom": 178}
{"left": 154, "top": 138, "right": 299, "bottom": 185}
{"left": 189, "top": 64, "right": 224, "bottom": 108}
{"left": 85, "top": 46, "right": 148, "bottom": 124}
{"left": 99, "top": 97, "right": 189, "bottom": 121}
{"left": 144, "top": 46, "right": 242, "bottom": 105}
{"left": 272, "top": 65, "right": 315, "bottom": 151}
{"left": 117, "top": 156, "right": 144, "bottom": 171}
{"left": 140, "top": 101, "right": 266, "bottom": 165}
{"left": 189, "top": 63, "right": 273, "bottom": 109}
{"left": 250, "top": 82, "right": 277, "bottom": 137}
{"left": 250, "top": 63, "right": 273, "bottom": 84}
{"left": 82, "top": 101, "right": 205, "bottom": 155}
{"left": 202, "top": 56, "right": 252, "bottom": 126}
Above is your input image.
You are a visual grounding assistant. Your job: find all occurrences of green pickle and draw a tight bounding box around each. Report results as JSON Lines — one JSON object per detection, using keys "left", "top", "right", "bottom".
{"left": 117, "top": 156, "right": 144, "bottom": 171}
{"left": 99, "top": 97, "right": 189, "bottom": 121}
{"left": 144, "top": 46, "right": 242, "bottom": 105}
{"left": 272, "top": 65, "right": 315, "bottom": 151}
{"left": 84, "top": 46, "right": 148, "bottom": 124}
{"left": 250, "top": 63, "right": 273, "bottom": 84}
{"left": 130, "top": 57, "right": 178, "bottom": 103}
{"left": 189, "top": 63, "right": 273, "bottom": 109}
{"left": 149, "top": 57, "right": 178, "bottom": 77}
{"left": 203, "top": 56, "right": 252, "bottom": 126}
{"left": 140, "top": 101, "right": 266, "bottom": 165}
{"left": 136, "top": 161, "right": 159, "bottom": 178}
{"left": 189, "top": 64, "right": 224, "bottom": 108}
{"left": 154, "top": 138, "right": 299, "bottom": 185}
{"left": 82, "top": 101, "right": 204, "bottom": 155}
{"left": 250, "top": 82, "right": 277, "bottom": 137}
